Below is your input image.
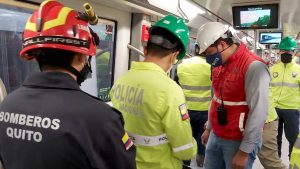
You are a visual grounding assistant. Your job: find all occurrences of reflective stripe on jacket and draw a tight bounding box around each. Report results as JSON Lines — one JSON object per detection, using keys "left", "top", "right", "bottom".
{"left": 110, "top": 62, "right": 197, "bottom": 169}
{"left": 177, "top": 57, "right": 211, "bottom": 111}
{"left": 270, "top": 61, "right": 300, "bottom": 109}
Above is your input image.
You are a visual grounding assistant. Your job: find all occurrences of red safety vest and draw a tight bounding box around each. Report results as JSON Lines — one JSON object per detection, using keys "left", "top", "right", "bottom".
{"left": 210, "top": 43, "right": 266, "bottom": 140}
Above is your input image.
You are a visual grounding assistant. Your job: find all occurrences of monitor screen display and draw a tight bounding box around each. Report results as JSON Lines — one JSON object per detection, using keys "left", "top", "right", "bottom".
{"left": 232, "top": 4, "right": 279, "bottom": 30}
{"left": 259, "top": 32, "right": 282, "bottom": 44}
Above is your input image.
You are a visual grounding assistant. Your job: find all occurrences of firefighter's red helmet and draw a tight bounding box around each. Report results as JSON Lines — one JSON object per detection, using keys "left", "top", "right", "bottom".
{"left": 20, "top": 0, "right": 98, "bottom": 60}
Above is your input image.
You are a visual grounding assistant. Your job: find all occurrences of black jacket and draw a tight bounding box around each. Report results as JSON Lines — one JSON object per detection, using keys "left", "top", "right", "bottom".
{"left": 0, "top": 72, "right": 136, "bottom": 169}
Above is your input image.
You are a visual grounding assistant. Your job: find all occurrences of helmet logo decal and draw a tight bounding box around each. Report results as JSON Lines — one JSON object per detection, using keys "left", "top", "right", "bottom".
{"left": 273, "top": 72, "right": 279, "bottom": 78}
{"left": 78, "top": 25, "right": 90, "bottom": 33}
{"left": 23, "top": 36, "right": 89, "bottom": 48}
{"left": 292, "top": 72, "right": 298, "bottom": 78}
{"left": 163, "top": 20, "right": 170, "bottom": 24}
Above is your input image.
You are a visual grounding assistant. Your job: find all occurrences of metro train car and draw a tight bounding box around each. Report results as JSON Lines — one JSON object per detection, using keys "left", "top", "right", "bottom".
{"left": 0, "top": 0, "right": 299, "bottom": 169}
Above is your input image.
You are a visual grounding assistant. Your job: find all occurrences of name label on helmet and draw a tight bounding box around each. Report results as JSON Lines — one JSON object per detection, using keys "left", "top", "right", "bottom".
{"left": 23, "top": 36, "right": 90, "bottom": 48}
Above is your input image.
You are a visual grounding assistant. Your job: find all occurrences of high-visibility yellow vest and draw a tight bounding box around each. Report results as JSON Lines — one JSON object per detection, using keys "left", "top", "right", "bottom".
{"left": 266, "top": 88, "right": 278, "bottom": 123}
{"left": 270, "top": 61, "right": 300, "bottom": 109}
{"left": 110, "top": 62, "right": 197, "bottom": 169}
{"left": 290, "top": 133, "right": 300, "bottom": 169}
{"left": 177, "top": 57, "right": 211, "bottom": 111}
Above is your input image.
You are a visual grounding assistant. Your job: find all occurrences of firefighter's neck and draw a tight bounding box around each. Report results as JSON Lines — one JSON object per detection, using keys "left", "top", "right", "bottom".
{"left": 42, "top": 66, "right": 77, "bottom": 80}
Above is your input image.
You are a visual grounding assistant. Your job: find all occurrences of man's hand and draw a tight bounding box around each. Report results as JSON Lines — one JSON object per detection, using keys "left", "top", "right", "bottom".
{"left": 201, "top": 129, "right": 210, "bottom": 145}
{"left": 232, "top": 150, "right": 249, "bottom": 169}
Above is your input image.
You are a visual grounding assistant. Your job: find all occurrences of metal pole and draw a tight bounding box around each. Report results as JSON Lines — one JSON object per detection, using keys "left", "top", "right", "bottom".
{"left": 254, "top": 29, "right": 257, "bottom": 54}
{"left": 127, "top": 44, "right": 144, "bottom": 56}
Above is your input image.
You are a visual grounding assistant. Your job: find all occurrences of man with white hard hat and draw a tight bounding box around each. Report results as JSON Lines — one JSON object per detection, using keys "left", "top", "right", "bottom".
{"left": 198, "top": 22, "right": 270, "bottom": 169}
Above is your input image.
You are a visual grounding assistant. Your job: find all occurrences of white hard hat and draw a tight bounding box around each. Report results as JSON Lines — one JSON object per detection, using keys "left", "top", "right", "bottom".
{"left": 196, "top": 22, "right": 229, "bottom": 54}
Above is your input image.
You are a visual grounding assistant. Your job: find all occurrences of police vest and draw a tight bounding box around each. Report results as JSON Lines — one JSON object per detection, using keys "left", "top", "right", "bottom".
{"left": 210, "top": 43, "right": 267, "bottom": 140}
{"left": 290, "top": 133, "right": 300, "bottom": 169}
{"left": 270, "top": 61, "right": 300, "bottom": 109}
{"left": 110, "top": 62, "right": 197, "bottom": 169}
{"left": 177, "top": 57, "right": 211, "bottom": 111}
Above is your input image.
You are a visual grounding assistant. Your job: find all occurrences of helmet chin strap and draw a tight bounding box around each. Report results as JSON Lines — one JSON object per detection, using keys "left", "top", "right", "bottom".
{"left": 65, "top": 56, "right": 92, "bottom": 85}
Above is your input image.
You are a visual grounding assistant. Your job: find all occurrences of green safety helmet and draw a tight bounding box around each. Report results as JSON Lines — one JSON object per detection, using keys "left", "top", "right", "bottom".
{"left": 278, "top": 36, "right": 297, "bottom": 51}
{"left": 149, "top": 15, "right": 189, "bottom": 60}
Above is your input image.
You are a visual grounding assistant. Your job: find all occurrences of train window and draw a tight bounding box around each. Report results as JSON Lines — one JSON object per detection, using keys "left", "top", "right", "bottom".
{"left": 90, "top": 18, "right": 116, "bottom": 101}
{"left": 0, "top": 4, "right": 37, "bottom": 93}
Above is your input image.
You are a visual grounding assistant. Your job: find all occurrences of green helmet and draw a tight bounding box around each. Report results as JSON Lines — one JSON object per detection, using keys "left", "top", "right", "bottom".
{"left": 150, "top": 15, "right": 189, "bottom": 60}
{"left": 278, "top": 36, "right": 297, "bottom": 51}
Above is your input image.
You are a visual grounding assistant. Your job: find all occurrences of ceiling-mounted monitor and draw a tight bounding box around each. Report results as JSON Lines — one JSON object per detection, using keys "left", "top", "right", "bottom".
{"left": 259, "top": 32, "right": 282, "bottom": 44}
{"left": 232, "top": 4, "right": 279, "bottom": 30}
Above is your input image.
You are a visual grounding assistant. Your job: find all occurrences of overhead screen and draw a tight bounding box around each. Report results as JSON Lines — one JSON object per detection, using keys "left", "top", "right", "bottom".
{"left": 232, "top": 4, "right": 279, "bottom": 30}
{"left": 259, "top": 32, "right": 282, "bottom": 44}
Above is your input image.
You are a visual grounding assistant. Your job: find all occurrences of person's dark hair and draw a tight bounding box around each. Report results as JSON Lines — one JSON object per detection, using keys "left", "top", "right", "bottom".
{"left": 146, "top": 27, "right": 183, "bottom": 58}
{"left": 27, "top": 48, "right": 76, "bottom": 71}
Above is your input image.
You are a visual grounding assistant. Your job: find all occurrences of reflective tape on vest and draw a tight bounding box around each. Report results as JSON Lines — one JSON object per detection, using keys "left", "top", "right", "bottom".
{"left": 239, "top": 112, "right": 245, "bottom": 132}
{"left": 128, "top": 132, "right": 168, "bottom": 146}
{"left": 172, "top": 142, "right": 194, "bottom": 153}
{"left": 270, "top": 82, "right": 299, "bottom": 88}
{"left": 213, "top": 95, "right": 247, "bottom": 106}
{"left": 181, "top": 85, "right": 211, "bottom": 91}
{"left": 186, "top": 96, "right": 211, "bottom": 102}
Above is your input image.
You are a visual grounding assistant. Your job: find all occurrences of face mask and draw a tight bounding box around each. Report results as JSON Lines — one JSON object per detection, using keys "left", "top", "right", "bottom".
{"left": 281, "top": 53, "right": 292, "bottom": 63}
{"left": 206, "top": 52, "right": 222, "bottom": 67}
{"left": 205, "top": 44, "right": 231, "bottom": 67}
{"left": 77, "top": 57, "right": 92, "bottom": 85}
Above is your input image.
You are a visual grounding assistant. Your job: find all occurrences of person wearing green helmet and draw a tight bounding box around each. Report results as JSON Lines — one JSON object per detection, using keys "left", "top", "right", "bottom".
{"left": 270, "top": 36, "right": 300, "bottom": 159}
{"left": 110, "top": 15, "right": 197, "bottom": 169}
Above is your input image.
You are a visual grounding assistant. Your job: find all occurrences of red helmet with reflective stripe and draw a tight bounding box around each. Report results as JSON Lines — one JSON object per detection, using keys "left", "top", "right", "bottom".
{"left": 20, "top": 0, "right": 98, "bottom": 60}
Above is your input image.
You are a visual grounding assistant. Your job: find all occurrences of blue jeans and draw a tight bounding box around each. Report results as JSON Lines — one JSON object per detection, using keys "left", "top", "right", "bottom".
{"left": 189, "top": 110, "right": 208, "bottom": 156}
{"left": 204, "top": 132, "right": 261, "bottom": 169}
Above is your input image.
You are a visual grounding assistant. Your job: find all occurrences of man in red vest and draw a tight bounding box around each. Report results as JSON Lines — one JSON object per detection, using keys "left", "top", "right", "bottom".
{"left": 198, "top": 22, "right": 270, "bottom": 169}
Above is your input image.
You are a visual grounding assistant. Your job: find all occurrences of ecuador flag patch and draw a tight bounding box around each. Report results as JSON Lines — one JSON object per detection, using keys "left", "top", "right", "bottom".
{"left": 179, "top": 103, "right": 189, "bottom": 121}
{"left": 122, "top": 132, "right": 133, "bottom": 150}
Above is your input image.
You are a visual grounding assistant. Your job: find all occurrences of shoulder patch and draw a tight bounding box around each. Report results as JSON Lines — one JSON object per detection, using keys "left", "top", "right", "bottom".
{"left": 179, "top": 103, "right": 189, "bottom": 121}
{"left": 122, "top": 132, "right": 134, "bottom": 150}
{"left": 273, "top": 72, "right": 278, "bottom": 78}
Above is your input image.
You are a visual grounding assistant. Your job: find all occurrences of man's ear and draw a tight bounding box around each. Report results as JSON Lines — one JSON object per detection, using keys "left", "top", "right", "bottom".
{"left": 172, "top": 51, "right": 179, "bottom": 61}
{"left": 71, "top": 53, "right": 86, "bottom": 67}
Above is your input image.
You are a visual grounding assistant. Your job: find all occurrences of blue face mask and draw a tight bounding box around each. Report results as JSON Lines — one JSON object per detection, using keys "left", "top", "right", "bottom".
{"left": 206, "top": 52, "right": 222, "bottom": 67}
{"left": 205, "top": 44, "right": 232, "bottom": 67}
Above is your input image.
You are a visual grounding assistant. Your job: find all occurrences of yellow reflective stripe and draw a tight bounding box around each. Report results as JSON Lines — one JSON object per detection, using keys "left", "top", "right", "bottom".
{"left": 270, "top": 82, "right": 299, "bottom": 88}
{"left": 181, "top": 85, "right": 211, "bottom": 90}
{"left": 213, "top": 95, "right": 247, "bottom": 106}
{"left": 25, "top": 16, "right": 36, "bottom": 32}
{"left": 25, "top": 7, "right": 72, "bottom": 32}
{"left": 186, "top": 96, "right": 211, "bottom": 102}
{"left": 41, "top": 0, "right": 55, "bottom": 7}
{"left": 173, "top": 142, "right": 194, "bottom": 153}
{"left": 43, "top": 7, "right": 72, "bottom": 31}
